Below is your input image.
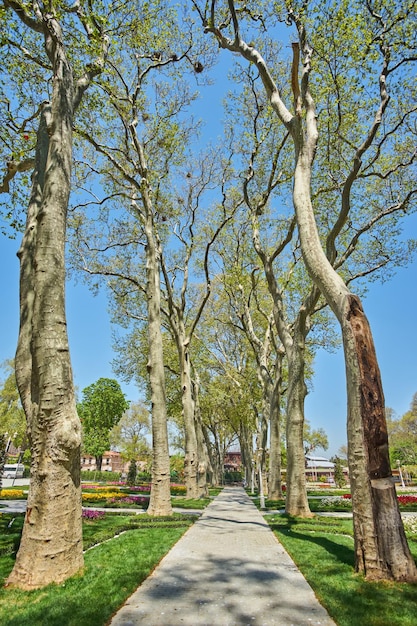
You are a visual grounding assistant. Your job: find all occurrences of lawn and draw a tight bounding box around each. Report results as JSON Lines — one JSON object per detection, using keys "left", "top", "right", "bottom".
{"left": 266, "top": 514, "right": 417, "bottom": 626}
{"left": 0, "top": 511, "right": 196, "bottom": 626}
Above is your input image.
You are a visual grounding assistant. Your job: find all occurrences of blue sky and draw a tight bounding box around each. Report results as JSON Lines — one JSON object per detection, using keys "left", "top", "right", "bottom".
{"left": 1, "top": 28, "right": 416, "bottom": 460}
{"left": 1, "top": 222, "right": 416, "bottom": 458}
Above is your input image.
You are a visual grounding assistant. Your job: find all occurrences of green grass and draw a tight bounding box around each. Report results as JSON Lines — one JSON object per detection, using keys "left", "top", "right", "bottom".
{"left": 266, "top": 514, "right": 417, "bottom": 626}
{"left": 171, "top": 497, "right": 211, "bottom": 509}
{"left": 0, "top": 512, "right": 195, "bottom": 626}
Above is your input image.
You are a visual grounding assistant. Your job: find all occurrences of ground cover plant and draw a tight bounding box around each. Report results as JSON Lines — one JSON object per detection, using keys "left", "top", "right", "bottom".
{"left": 0, "top": 511, "right": 196, "bottom": 626}
{"left": 266, "top": 514, "right": 417, "bottom": 626}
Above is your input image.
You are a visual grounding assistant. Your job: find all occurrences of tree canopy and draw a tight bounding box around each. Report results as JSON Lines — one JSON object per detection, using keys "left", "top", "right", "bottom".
{"left": 78, "top": 377, "right": 129, "bottom": 470}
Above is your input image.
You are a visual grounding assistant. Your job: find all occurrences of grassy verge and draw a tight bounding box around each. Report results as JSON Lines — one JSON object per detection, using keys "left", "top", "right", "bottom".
{"left": 171, "top": 497, "right": 211, "bottom": 509}
{"left": 0, "top": 512, "right": 195, "bottom": 626}
{"left": 266, "top": 514, "right": 417, "bottom": 626}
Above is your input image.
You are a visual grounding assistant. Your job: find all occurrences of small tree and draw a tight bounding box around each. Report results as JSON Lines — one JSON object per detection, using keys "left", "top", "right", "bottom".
{"left": 126, "top": 460, "right": 137, "bottom": 486}
{"left": 0, "top": 361, "right": 26, "bottom": 449}
{"left": 331, "top": 456, "right": 347, "bottom": 488}
{"left": 78, "top": 378, "right": 129, "bottom": 471}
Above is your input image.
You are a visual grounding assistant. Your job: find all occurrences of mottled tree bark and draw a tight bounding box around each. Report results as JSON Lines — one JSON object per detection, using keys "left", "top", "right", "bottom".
{"left": 284, "top": 334, "right": 312, "bottom": 517}
{"left": 193, "top": 371, "right": 210, "bottom": 496}
{"left": 144, "top": 215, "right": 172, "bottom": 517}
{"left": 8, "top": 86, "right": 83, "bottom": 589}
{"left": 268, "top": 357, "right": 283, "bottom": 500}
{"left": 179, "top": 336, "right": 199, "bottom": 499}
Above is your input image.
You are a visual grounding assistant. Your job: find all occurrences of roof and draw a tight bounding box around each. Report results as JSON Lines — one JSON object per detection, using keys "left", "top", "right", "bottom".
{"left": 305, "top": 454, "right": 334, "bottom": 469}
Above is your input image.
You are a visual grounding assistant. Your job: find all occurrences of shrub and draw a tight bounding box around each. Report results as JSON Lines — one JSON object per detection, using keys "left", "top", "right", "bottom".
{"left": 126, "top": 460, "right": 137, "bottom": 486}
{"left": 81, "top": 470, "right": 122, "bottom": 482}
{"left": 224, "top": 471, "right": 242, "bottom": 483}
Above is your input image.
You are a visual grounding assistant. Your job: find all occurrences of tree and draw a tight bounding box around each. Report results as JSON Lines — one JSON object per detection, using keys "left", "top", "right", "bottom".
{"left": 196, "top": 0, "right": 417, "bottom": 581}
{"left": 78, "top": 378, "right": 129, "bottom": 471}
{"left": 0, "top": 362, "right": 27, "bottom": 488}
{"left": 388, "top": 394, "right": 417, "bottom": 466}
{"left": 1, "top": 1, "right": 108, "bottom": 589}
{"left": 159, "top": 152, "right": 235, "bottom": 498}
{"left": 0, "top": 360, "right": 26, "bottom": 449}
{"left": 213, "top": 229, "right": 286, "bottom": 499}
{"left": 110, "top": 401, "right": 151, "bottom": 465}
{"left": 331, "top": 455, "right": 347, "bottom": 488}
{"left": 304, "top": 424, "right": 328, "bottom": 456}
{"left": 68, "top": 5, "right": 212, "bottom": 512}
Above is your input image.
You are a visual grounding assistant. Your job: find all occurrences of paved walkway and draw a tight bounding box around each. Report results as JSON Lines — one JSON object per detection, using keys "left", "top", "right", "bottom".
{"left": 108, "top": 486, "right": 336, "bottom": 626}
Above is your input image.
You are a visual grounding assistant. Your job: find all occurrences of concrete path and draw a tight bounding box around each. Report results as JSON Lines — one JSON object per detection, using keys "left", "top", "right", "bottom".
{"left": 108, "top": 486, "right": 336, "bottom": 626}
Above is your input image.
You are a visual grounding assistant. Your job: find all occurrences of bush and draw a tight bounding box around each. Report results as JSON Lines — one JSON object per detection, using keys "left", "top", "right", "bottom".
{"left": 127, "top": 460, "right": 137, "bottom": 486}
{"left": 224, "top": 471, "right": 242, "bottom": 484}
{"left": 81, "top": 470, "right": 121, "bottom": 482}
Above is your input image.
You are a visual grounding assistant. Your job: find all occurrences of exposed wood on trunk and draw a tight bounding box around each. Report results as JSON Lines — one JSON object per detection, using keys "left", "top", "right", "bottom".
{"left": 347, "top": 295, "right": 390, "bottom": 479}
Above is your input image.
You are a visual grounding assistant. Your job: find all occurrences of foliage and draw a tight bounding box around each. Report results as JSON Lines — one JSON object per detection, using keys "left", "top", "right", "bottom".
{"left": 0, "top": 361, "right": 26, "bottom": 449}
{"left": 169, "top": 454, "right": 185, "bottom": 481}
{"left": 388, "top": 393, "right": 417, "bottom": 466}
{"left": 80, "top": 470, "right": 121, "bottom": 482}
{"left": 110, "top": 402, "right": 151, "bottom": 463}
{"left": 304, "top": 424, "right": 328, "bottom": 455}
{"left": 126, "top": 459, "right": 137, "bottom": 486}
{"left": 78, "top": 378, "right": 129, "bottom": 466}
{"left": 224, "top": 471, "right": 243, "bottom": 483}
{"left": 330, "top": 456, "right": 347, "bottom": 488}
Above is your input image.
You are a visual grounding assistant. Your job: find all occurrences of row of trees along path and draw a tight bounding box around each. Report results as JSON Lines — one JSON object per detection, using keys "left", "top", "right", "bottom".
{"left": 0, "top": 0, "right": 416, "bottom": 589}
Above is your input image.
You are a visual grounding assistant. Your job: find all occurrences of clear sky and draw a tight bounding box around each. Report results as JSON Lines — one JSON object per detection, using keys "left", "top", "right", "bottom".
{"left": 1, "top": 222, "right": 416, "bottom": 458}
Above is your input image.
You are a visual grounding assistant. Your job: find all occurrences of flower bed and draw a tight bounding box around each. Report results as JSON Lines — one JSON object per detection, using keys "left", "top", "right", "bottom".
{"left": 403, "top": 515, "right": 417, "bottom": 534}
{"left": 318, "top": 493, "right": 417, "bottom": 511}
{"left": 82, "top": 491, "right": 149, "bottom": 509}
{"left": 82, "top": 509, "right": 106, "bottom": 521}
{"left": 0, "top": 490, "right": 25, "bottom": 499}
{"left": 319, "top": 496, "right": 352, "bottom": 509}
{"left": 398, "top": 495, "right": 417, "bottom": 506}
{"left": 170, "top": 484, "right": 186, "bottom": 496}
{"left": 82, "top": 491, "right": 124, "bottom": 502}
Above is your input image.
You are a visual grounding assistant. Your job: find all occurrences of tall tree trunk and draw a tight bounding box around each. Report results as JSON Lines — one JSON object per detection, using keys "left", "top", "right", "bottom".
{"left": 7, "top": 92, "right": 83, "bottom": 588}
{"left": 239, "top": 421, "right": 253, "bottom": 488}
{"left": 268, "top": 355, "right": 284, "bottom": 500}
{"left": 202, "top": 422, "right": 217, "bottom": 485}
{"left": 285, "top": 339, "right": 312, "bottom": 516}
{"left": 193, "top": 371, "right": 210, "bottom": 496}
{"left": 258, "top": 256, "right": 311, "bottom": 516}
{"left": 144, "top": 218, "right": 172, "bottom": 517}
{"left": 205, "top": 6, "right": 416, "bottom": 579}
{"left": 178, "top": 334, "right": 199, "bottom": 499}
{"left": 293, "top": 121, "right": 416, "bottom": 579}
